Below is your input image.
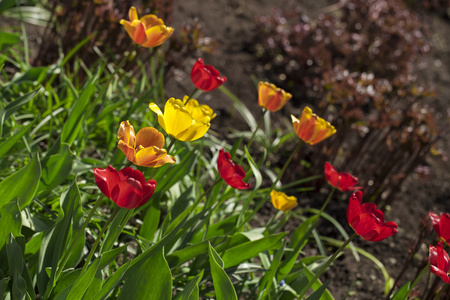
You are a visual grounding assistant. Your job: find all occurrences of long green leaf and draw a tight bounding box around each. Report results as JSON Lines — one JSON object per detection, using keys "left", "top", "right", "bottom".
{"left": 118, "top": 248, "right": 172, "bottom": 300}
{"left": 0, "top": 89, "right": 39, "bottom": 137}
{"left": 91, "top": 262, "right": 130, "bottom": 300}
{"left": 64, "top": 257, "right": 101, "bottom": 300}
{"left": 179, "top": 271, "right": 203, "bottom": 300}
{"left": 208, "top": 243, "right": 238, "bottom": 300}
{"left": 0, "top": 152, "right": 41, "bottom": 209}
{"left": 0, "top": 116, "right": 38, "bottom": 159}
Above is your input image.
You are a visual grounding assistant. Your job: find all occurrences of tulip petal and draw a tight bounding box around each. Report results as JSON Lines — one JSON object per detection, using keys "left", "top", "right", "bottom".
{"left": 440, "top": 213, "right": 450, "bottom": 243}
{"left": 142, "top": 25, "right": 174, "bottom": 47}
{"left": 346, "top": 191, "right": 363, "bottom": 225}
{"left": 119, "top": 167, "right": 145, "bottom": 184}
{"left": 135, "top": 127, "right": 165, "bottom": 149}
{"left": 94, "top": 166, "right": 121, "bottom": 199}
{"left": 139, "top": 179, "right": 157, "bottom": 207}
{"left": 163, "top": 98, "right": 194, "bottom": 138}
{"left": 140, "top": 14, "right": 164, "bottom": 28}
{"left": 429, "top": 212, "right": 442, "bottom": 237}
{"left": 117, "top": 141, "right": 137, "bottom": 164}
{"left": 111, "top": 178, "right": 143, "bottom": 209}
{"left": 175, "top": 118, "right": 210, "bottom": 141}
{"left": 135, "top": 146, "right": 175, "bottom": 167}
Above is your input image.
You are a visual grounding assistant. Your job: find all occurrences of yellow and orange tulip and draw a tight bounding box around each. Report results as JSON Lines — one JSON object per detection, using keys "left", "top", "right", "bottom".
{"left": 117, "top": 121, "right": 176, "bottom": 167}
{"left": 271, "top": 190, "right": 298, "bottom": 212}
{"left": 149, "top": 96, "right": 215, "bottom": 142}
{"left": 120, "top": 6, "right": 174, "bottom": 48}
{"left": 291, "top": 106, "right": 336, "bottom": 145}
{"left": 258, "top": 81, "right": 292, "bottom": 112}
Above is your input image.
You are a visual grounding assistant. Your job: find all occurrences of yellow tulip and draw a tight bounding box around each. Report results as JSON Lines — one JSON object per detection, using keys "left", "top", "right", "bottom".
{"left": 120, "top": 6, "right": 174, "bottom": 48}
{"left": 117, "top": 121, "right": 176, "bottom": 167}
{"left": 271, "top": 190, "right": 298, "bottom": 212}
{"left": 291, "top": 106, "right": 336, "bottom": 145}
{"left": 149, "top": 96, "right": 215, "bottom": 142}
{"left": 258, "top": 81, "right": 292, "bottom": 112}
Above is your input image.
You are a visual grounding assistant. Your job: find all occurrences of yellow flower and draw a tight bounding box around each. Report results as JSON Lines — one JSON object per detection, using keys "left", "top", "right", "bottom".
{"left": 120, "top": 6, "right": 174, "bottom": 48}
{"left": 117, "top": 121, "right": 176, "bottom": 167}
{"left": 258, "top": 81, "right": 292, "bottom": 112}
{"left": 291, "top": 106, "right": 336, "bottom": 145}
{"left": 149, "top": 96, "right": 215, "bottom": 142}
{"left": 271, "top": 190, "right": 298, "bottom": 212}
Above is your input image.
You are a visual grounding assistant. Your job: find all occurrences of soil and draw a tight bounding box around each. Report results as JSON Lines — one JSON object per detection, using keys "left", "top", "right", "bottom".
{"left": 168, "top": 0, "right": 450, "bottom": 299}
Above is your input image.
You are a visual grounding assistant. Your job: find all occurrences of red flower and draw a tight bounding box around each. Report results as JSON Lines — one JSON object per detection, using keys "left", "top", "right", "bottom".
{"left": 429, "top": 241, "right": 450, "bottom": 283}
{"left": 191, "top": 58, "right": 227, "bottom": 92}
{"left": 346, "top": 191, "right": 398, "bottom": 242}
{"left": 94, "top": 165, "right": 157, "bottom": 209}
{"left": 429, "top": 212, "right": 450, "bottom": 244}
{"left": 324, "top": 162, "right": 362, "bottom": 192}
{"left": 217, "top": 149, "right": 250, "bottom": 190}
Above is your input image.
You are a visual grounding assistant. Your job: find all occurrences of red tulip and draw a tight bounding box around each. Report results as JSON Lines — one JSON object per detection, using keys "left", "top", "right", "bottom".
{"left": 346, "top": 191, "right": 398, "bottom": 242}
{"left": 94, "top": 165, "right": 157, "bottom": 209}
{"left": 217, "top": 149, "right": 250, "bottom": 190}
{"left": 191, "top": 58, "right": 227, "bottom": 92}
{"left": 429, "top": 241, "right": 450, "bottom": 283}
{"left": 429, "top": 212, "right": 450, "bottom": 245}
{"left": 324, "top": 162, "right": 362, "bottom": 192}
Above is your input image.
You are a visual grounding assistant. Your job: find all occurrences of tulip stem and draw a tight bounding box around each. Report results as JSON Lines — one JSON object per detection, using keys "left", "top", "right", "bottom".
{"left": 166, "top": 138, "right": 176, "bottom": 154}
{"left": 81, "top": 205, "right": 121, "bottom": 274}
{"left": 318, "top": 188, "right": 335, "bottom": 217}
{"left": 245, "top": 109, "right": 267, "bottom": 153}
{"left": 298, "top": 232, "right": 358, "bottom": 299}
{"left": 187, "top": 88, "right": 199, "bottom": 101}
{"left": 240, "top": 141, "right": 303, "bottom": 226}
{"left": 56, "top": 195, "right": 105, "bottom": 280}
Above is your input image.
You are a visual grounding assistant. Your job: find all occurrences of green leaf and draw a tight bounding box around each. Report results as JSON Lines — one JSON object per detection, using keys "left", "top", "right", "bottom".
{"left": 391, "top": 281, "right": 410, "bottom": 300}
{"left": 6, "top": 234, "right": 36, "bottom": 299}
{"left": 258, "top": 243, "right": 286, "bottom": 297}
{"left": 0, "top": 277, "right": 9, "bottom": 298}
{"left": 277, "top": 216, "right": 318, "bottom": 281}
{"left": 166, "top": 240, "right": 209, "bottom": 268}
{"left": 244, "top": 146, "right": 262, "bottom": 190}
{"left": 306, "top": 280, "right": 331, "bottom": 300}
{"left": 38, "top": 181, "right": 84, "bottom": 297}
{"left": 303, "top": 264, "right": 334, "bottom": 300}
{"left": 221, "top": 232, "right": 286, "bottom": 268}
{"left": 61, "top": 74, "right": 98, "bottom": 145}
{"left": 64, "top": 256, "right": 101, "bottom": 300}
{"left": 0, "top": 89, "right": 39, "bottom": 137}
{"left": 179, "top": 271, "right": 203, "bottom": 300}
{"left": 0, "top": 116, "right": 38, "bottom": 159}
{"left": 0, "top": 200, "right": 22, "bottom": 263}
{"left": 0, "top": 0, "right": 15, "bottom": 14}
{"left": 219, "top": 85, "right": 257, "bottom": 130}
{"left": 118, "top": 248, "right": 172, "bottom": 300}
{"left": 139, "top": 195, "right": 161, "bottom": 241}
{"left": 190, "top": 214, "right": 240, "bottom": 244}
{"left": 91, "top": 262, "right": 130, "bottom": 300}
{"left": 41, "top": 143, "right": 75, "bottom": 190}
{"left": 0, "top": 31, "right": 20, "bottom": 52}
{"left": 0, "top": 153, "right": 41, "bottom": 210}
{"left": 9, "top": 66, "right": 49, "bottom": 85}
{"left": 208, "top": 243, "right": 238, "bottom": 300}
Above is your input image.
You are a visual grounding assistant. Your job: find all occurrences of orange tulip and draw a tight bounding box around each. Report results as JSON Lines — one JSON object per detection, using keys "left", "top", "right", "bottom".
{"left": 291, "top": 106, "right": 336, "bottom": 145}
{"left": 258, "top": 81, "right": 292, "bottom": 112}
{"left": 120, "top": 6, "right": 174, "bottom": 48}
{"left": 117, "top": 121, "right": 176, "bottom": 167}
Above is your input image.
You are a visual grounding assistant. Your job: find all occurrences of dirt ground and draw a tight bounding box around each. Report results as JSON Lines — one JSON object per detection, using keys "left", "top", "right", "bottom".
{"left": 168, "top": 0, "right": 450, "bottom": 299}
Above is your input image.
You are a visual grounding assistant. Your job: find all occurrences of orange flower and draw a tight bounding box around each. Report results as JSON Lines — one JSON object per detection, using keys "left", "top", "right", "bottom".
{"left": 117, "top": 121, "right": 176, "bottom": 167}
{"left": 258, "top": 82, "right": 292, "bottom": 112}
{"left": 291, "top": 106, "right": 336, "bottom": 145}
{"left": 120, "top": 6, "right": 174, "bottom": 48}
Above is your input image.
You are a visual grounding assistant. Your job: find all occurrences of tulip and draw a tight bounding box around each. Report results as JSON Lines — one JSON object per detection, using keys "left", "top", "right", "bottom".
{"left": 291, "top": 106, "right": 336, "bottom": 145}
{"left": 120, "top": 6, "right": 174, "bottom": 48}
{"left": 117, "top": 121, "right": 176, "bottom": 168}
{"left": 191, "top": 58, "right": 227, "bottom": 92}
{"left": 94, "top": 165, "right": 157, "bottom": 209}
{"left": 258, "top": 81, "right": 292, "bottom": 112}
{"left": 149, "top": 96, "right": 215, "bottom": 142}
{"left": 324, "top": 162, "right": 362, "bottom": 192}
{"left": 429, "top": 241, "right": 450, "bottom": 283}
{"left": 271, "top": 190, "right": 297, "bottom": 212}
{"left": 346, "top": 191, "right": 398, "bottom": 242}
{"left": 429, "top": 212, "right": 450, "bottom": 245}
{"left": 217, "top": 149, "right": 250, "bottom": 189}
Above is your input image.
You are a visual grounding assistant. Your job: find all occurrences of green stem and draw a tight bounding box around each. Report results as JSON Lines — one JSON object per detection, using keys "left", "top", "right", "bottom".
{"left": 298, "top": 232, "right": 358, "bottom": 299}
{"left": 81, "top": 205, "right": 121, "bottom": 273}
{"left": 245, "top": 109, "right": 267, "bottom": 152}
{"left": 318, "top": 188, "right": 335, "bottom": 217}
{"left": 241, "top": 141, "right": 303, "bottom": 225}
{"left": 56, "top": 195, "right": 104, "bottom": 279}
{"left": 187, "top": 87, "right": 199, "bottom": 101}
{"left": 166, "top": 138, "right": 176, "bottom": 154}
